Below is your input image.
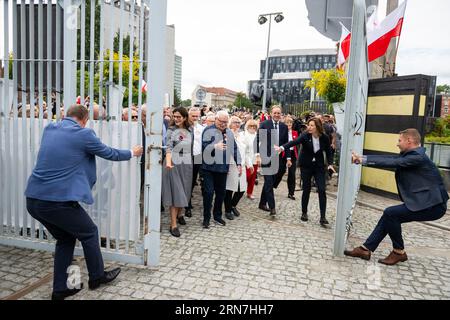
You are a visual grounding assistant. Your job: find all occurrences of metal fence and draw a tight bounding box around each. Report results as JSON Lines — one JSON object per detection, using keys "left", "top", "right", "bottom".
{"left": 284, "top": 100, "right": 332, "bottom": 118}
{"left": 0, "top": 0, "right": 167, "bottom": 266}
{"left": 424, "top": 143, "right": 450, "bottom": 170}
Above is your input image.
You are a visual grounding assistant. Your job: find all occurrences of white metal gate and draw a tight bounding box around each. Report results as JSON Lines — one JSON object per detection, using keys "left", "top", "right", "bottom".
{"left": 0, "top": 0, "right": 166, "bottom": 266}
{"left": 333, "top": 0, "right": 369, "bottom": 255}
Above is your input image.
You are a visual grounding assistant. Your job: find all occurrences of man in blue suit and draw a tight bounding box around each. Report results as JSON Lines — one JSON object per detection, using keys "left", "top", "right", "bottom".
{"left": 345, "top": 129, "right": 448, "bottom": 265}
{"left": 25, "top": 105, "right": 143, "bottom": 300}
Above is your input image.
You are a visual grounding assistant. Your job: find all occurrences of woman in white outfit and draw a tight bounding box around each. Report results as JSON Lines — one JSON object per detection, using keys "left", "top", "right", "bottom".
{"left": 243, "top": 119, "right": 259, "bottom": 200}
{"left": 224, "top": 116, "right": 253, "bottom": 220}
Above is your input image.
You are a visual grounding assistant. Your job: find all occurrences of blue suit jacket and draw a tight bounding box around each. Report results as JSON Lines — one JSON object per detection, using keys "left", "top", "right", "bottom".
{"left": 365, "top": 147, "right": 449, "bottom": 212}
{"left": 201, "top": 124, "right": 241, "bottom": 173}
{"left": 25, "top": 117, "right": 132, "bottom": 204}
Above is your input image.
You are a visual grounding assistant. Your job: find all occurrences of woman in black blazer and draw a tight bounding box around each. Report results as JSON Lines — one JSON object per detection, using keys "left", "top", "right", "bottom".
{"left": 277, "top": 118, "right": 333, "bottom": 227}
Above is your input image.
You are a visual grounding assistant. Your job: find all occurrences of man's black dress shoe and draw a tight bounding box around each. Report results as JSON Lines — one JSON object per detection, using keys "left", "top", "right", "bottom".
{"left": 185, "top": 208, "right": 192, "bottom": 218}
{"left": 51, "top": 283, "right": 84, "bottom": 300}
{"left": 225, "top": 212, "right": 234, "bottom": 220}
{"left": 214, "top": 218, "right": 226, "bottom": 226}
{"left": 258, "top": 204, "right": 270, "bottom": 212}
{"left": 88, "top": 268, "right": 121, "bottom": 290}
{"left": 288, "top": 194, "right": 296, "bottom": 200}
{"left": 320, "top": 218, "right": 330, "bottom": 227}
{"left": 301, "top": 213, "right": 308, "bottom": 222}
{"left": 231, "top": 207, "right": 241, "bottom": 217}
{"left": 270, "top": 209, "right": 276, "bottom": 216}
{"left": 202, "top": 221, "right": 210, "bottom": 229}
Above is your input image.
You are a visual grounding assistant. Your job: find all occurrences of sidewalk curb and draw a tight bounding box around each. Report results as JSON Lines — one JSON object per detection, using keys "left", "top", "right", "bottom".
{"left": 326, "top": 191, "right": 450, "bottom": 233}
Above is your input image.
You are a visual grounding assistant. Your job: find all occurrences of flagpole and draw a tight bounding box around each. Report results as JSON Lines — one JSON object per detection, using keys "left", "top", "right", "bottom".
{"left": 390, "top": 1, "right": 407, "bottom": 76}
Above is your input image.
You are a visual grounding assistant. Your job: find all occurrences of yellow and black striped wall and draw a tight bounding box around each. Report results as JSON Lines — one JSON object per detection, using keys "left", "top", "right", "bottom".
{"left": 361, "top": 74, "right": 437, "bottom": 198}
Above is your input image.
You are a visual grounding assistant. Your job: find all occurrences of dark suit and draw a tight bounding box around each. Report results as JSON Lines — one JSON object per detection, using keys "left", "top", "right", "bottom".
{"left": 283, "top": 133, "right": 332, "bottom": 218}
{"left": 362, "top": 147, "right": 448, "bottom": 251}
{"left": 257, "top": 120, "right": 290, "bottom": 210}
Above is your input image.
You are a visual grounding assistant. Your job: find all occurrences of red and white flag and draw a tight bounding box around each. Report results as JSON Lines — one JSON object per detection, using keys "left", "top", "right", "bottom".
{"left": 367, "top": 0, "right": 407, "bottom": 62}
{"left": 337, "top": 1, "right": 407, "bottom": 65}
{"left": 141, "top": 80, "right": 147, "bottom": 93}
{"left": 337, "top": 23, "right": 351, "bottom": 68}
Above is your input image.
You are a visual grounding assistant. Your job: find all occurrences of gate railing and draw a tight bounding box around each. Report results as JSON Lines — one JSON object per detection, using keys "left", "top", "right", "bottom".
{"left": 1, "top": 0, "right": 166, "bottom": 266}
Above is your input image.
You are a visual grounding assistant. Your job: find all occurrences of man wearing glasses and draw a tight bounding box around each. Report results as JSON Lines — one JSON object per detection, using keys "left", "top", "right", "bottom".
{"left": 201, "top": 110, "right": 241, "bottom": 228}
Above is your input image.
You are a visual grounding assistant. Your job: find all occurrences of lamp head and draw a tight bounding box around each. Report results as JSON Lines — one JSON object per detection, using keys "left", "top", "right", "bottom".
{"left": 258, "top": 15, "right": 268, "bottom": 25}
{"left": 274, "top": 14, "right": 284, "bottom": 23}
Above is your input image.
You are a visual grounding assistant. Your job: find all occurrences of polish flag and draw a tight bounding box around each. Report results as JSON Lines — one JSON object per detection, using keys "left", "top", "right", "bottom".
{"left": 367, "top": 0, "right": 407, "bottom": 62}
{"left": 141, "top": 80, "right": 147, "bottom": 93}
{"left": 337, "top": 1, "right": 407, "bottom": 65}
{"left": 337, "top": 8, "right": 377, "bottom": 68}
{"left": 337, "top": 23, "right": 351, "bottom": 68}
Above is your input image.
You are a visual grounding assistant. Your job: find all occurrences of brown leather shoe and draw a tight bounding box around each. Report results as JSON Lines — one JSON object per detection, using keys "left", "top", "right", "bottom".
{"left": 344, "top": 246, "right": 371, "bottom": 261}
{"left": 378, "top": 251, "right": 408, "bottom": 266}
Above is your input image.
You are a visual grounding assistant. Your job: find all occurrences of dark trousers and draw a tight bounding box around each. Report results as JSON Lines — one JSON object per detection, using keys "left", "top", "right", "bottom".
{"left": 186, "top": 163, "right": 202, "bottom": 210}
{"left": 259, "top": 158, "right": 286, "bottom": 209}
{"left": 26, "top": 198, "right": 104, "bottom": 292}
{"left": 301, "top": 164, "right": 327, "bottom": 217}
{"left": 364, "top": 202, "right": 447, "bottom": 252}
{"left": 224, "top": 185, "right": 244, "bottom": 213}
{"left": 202, "top": 170, "right": 227, "bottom": 223}
{"left": 287, "top": 154, "right": 297, "bottom": 196}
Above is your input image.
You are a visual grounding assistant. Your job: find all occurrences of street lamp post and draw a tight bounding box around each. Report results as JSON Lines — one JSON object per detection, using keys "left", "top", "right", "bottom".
{"left": 259, "top": 12, "right": 284, "bottom": 113}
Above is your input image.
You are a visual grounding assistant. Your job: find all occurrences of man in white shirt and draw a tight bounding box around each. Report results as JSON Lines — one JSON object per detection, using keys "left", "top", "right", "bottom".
{"left": 185, "top": 107, "right": 205, "bottom": 218}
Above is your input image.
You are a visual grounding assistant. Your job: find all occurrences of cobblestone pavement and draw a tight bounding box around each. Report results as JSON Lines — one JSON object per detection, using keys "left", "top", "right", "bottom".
{"left": 1, "top": 178, "right": 449, "bottom": 300}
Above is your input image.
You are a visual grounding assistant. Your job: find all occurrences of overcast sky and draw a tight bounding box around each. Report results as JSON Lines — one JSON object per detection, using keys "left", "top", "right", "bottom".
{"left": 1, "top": 0, "right": 449, "bottom": 100}
{"left": 167, "top": 0, "right": 450, "bottom": 99}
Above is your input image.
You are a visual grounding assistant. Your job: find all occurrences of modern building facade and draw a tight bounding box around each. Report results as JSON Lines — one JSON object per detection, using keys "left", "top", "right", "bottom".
{"left": 248, "top": 48, "right": 337, "bottom": 107}
{"left": 174, "top": 54, "right": 182, "bottom": 100}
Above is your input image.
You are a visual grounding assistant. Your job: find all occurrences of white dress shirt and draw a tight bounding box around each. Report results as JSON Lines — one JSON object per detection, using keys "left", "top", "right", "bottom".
{"left": 192, "top": 122, "right": 205, "bottom": 156}
{"left": 312, "top": 136, "right": 320, "bottom": 153}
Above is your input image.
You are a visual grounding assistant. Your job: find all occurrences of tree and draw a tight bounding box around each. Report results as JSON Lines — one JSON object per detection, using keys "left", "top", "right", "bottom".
{"left": 305, "top": 69, "right": 346, "bottom": 106}
{"left": 437, "top": 84, "right": 450, "bottom": 94}
{"left": 181, "top": 99, "right": 191, "bottom": 108}
{"left": 77, "top": 1, "right": 101, "bottom": 62}
{"left": 174, "top": 88, "right": 182, "bottom": 107}
{"left": 113, "top": 33, "right": 138, "bottom": 56}
{"left": 234, "top": 92, "right": 254, "bottom": 110}
{"left": 77, "top": 50, "right": 146, "bottom": 106}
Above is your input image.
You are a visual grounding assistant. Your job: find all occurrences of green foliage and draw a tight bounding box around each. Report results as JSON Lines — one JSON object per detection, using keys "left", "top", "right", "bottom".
{"left": 181, "top": 99, "right": 192, "bottom": 108}
{"left": 437, "top": 84, "right": 450, "bottom": 94}
{"left": 305, "top": 69, "right": 347, "bottom": 106}
{"left": 426, "top": 116, "right": 450, "bottom": 143}
{"left": 234, "top": 92, "right": 254, "bottom": 109}
{"left": 8, "top": 52, "right": 13, "bottom": 78}
{"left": 77, "top": 1, "right": 101, "bottom": 61}
{"left": 174, "top": 88, "right": 182, "bottom": 107}
{"left": 113, "top": 33, "right": 138, "bottom": 56}
{"left": 77, "top": 50, "right": 146, "bottom": 105}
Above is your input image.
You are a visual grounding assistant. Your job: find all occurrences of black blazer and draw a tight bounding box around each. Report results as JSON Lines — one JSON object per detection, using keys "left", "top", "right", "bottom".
{"left": 283, "top": 132, "right": 331, "bottom": 168}
{"left": 257, "top": 120, "right": 291, "bottom": 167}
{"left": 365, "top": 147, "right": 449, "bottom": 212}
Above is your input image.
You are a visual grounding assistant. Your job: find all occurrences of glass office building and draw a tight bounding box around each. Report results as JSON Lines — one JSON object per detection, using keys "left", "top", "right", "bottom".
{"left": 248, "top": 49, "right": 337, "bottom": 107}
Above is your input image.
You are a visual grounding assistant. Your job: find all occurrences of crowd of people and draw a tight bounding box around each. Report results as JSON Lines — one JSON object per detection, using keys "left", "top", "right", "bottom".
{"left": 159, "top": 104, "right": 340, "bottom": 237}
{"left": 22, "top": 102, "right": 448, "bottom": 299}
